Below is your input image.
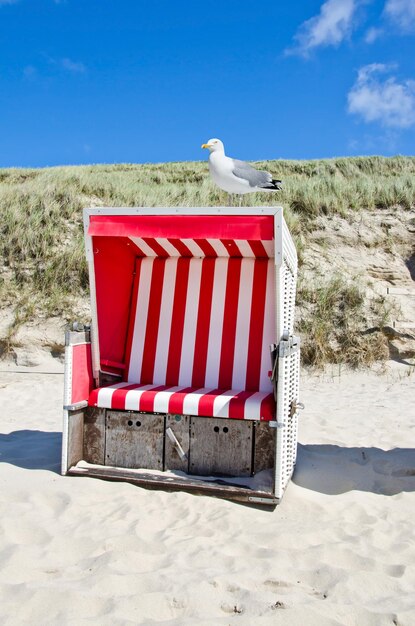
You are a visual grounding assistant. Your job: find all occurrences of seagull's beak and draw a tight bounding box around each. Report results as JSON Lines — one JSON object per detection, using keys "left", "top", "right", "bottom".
{"left": 201, "top": 143, "right": 211, "bottom": 149}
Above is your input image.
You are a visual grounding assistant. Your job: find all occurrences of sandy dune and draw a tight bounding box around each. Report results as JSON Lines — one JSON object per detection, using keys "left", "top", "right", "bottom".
{"left": 0, "top": 360, "right": 414, "bottom": 625}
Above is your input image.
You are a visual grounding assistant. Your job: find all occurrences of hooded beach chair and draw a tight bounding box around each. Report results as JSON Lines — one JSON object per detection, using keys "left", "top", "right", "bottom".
{"left": 62, "top": 207, "right": 302, "bottom": 505}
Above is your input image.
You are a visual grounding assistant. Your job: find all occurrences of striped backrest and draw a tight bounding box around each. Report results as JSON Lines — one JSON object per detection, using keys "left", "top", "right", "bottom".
{"left": 130, "top": 237, "right": 274, "bottom": 258}
{"left": 125, "top": 256, "right": 275, "bottom": 393}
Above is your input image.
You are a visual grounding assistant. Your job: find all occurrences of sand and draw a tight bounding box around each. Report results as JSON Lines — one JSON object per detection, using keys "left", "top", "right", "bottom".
{"left": 0, "top": 357, "right": 414, "bottom": 626}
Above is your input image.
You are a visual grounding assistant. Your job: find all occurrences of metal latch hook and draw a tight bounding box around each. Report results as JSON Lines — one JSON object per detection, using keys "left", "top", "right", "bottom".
{"left": 290, "top": 399, "right": 305, "bottom": 417}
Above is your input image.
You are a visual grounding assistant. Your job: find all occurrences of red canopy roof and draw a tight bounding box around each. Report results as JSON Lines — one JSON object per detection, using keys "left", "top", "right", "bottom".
{"left": 88, "top": 214, "right": 274, "bottom": 241}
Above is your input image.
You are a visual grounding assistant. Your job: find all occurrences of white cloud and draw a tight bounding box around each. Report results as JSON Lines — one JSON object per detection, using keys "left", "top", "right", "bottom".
{"left": 287, "top": 0, "right": 358, "bottom": 56}
{"left": 347, "top": 63, "right": 415, "bottom": 128}
{"left": 61, "top": 58, "right": 86, "bottom": 73}
{"left": 24, "top": 57, "right": 86, "bottom": 80}
{"left": 364, "top": 26, "right": 383, "bottom": 43}
{"left": 384, "top": 0, "right": 415, "bottom": 32}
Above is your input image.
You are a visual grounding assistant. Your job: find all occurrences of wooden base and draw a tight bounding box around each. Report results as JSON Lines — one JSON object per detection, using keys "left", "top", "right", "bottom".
{"left": 66, "top": 406, "right": 278, "bottom": 505}
{"left": 67, "top": 464, "right": 278, "bottom": 506}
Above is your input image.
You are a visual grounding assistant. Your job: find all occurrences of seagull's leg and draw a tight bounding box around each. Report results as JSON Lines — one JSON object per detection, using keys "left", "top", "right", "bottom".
{"left": 228, "top": 193, "right": 233, "bottom": 207}
{"left": 238, "top": 194, "right": 243, "bottom": 207}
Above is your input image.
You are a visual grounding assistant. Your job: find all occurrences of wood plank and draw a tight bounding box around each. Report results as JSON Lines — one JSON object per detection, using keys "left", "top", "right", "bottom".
{"left": 67, "top": 410, "right": 84, "bottom": 468}
{"left": 165, "top": 414, "right": 190, "bottom": 472}
{"left": 189, "top": 417, "right": 253, "bottom": 477}
{"left": 105, "top": 411, "right": 164, "bottom": 470}
{"left": 254, "top": 421, "right": 275, "bottom": 474}
{"left": 84, "top": 407, "right": 105, "bottom": 465}
{"left": 68, "top": 465, "right": 278, "bottom": 505}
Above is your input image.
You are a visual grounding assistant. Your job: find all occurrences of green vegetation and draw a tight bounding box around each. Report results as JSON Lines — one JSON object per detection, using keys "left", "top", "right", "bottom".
{"left": 297, "top": 276, "right": 392, "bottom": 368}
{"left": 1, "top": 156, "right": 414, "bottom": 364}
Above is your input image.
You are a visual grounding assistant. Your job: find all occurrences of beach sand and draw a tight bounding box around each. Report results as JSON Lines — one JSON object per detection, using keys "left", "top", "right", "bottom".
{"left": 0, "top": 358, "right": 414, "bottom": 625}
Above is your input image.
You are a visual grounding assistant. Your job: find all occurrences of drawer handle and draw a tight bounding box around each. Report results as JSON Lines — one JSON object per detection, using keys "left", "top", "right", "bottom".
{"left": 166, "top": 427, "right": 187, "bottom": 461}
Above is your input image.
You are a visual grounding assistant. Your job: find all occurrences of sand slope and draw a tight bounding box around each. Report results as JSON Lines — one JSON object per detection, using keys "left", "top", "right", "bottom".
{"left": 0, "top": 361, "right": 414, "bottom": 626}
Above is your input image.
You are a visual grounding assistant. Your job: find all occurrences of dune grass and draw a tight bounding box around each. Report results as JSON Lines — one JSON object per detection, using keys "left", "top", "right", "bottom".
{"left": 296, "top": 275, "right": 393, "bottom": 368}
{"left": 1, "top": 156, "right": 414, "bottom": 363}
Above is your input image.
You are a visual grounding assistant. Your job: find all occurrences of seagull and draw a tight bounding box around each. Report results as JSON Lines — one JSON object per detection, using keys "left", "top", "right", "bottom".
{"left": 201, "top": 138, "right": 282, "bottom": 206}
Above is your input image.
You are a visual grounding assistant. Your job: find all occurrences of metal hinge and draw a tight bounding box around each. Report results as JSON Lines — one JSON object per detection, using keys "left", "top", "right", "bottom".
{"left": 270, "top": 334, "right": 301, "bottom": 378}
{"left": 290, "top": 399, "right": 305, "bottom": 417}
{"left": 278, "top": 334, "right": 301, "bottom": 358}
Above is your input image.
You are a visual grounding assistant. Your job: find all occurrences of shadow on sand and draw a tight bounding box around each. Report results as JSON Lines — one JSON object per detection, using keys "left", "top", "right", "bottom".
{"left": 2, "top": 431, "right": 414, "bottom": 498}
{"left": 293, "top": 444, "right": 415, "bottom": 496}
{"left": 0, "top": 430, "right": 62, "bottom": 473}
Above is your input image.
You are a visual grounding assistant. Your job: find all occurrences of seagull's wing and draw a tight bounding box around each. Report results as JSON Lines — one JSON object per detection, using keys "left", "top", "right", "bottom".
{"left": 231, "top": 159, "right": 282, "bottom": 189}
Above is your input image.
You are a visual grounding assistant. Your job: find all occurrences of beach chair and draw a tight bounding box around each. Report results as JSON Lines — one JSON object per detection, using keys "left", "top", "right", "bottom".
{"left": 62, "top": 207, "right": 302, "bottom": 505}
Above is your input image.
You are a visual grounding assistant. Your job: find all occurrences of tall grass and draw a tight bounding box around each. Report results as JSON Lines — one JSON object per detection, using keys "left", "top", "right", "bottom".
{"left": 296, "top": 276, "right": 392, "bottom": 368}
{"left": 0, "top": 156, "right": 414, "bottom": 362}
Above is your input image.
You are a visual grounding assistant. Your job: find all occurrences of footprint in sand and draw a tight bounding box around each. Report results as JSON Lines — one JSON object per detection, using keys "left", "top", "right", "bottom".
{"left": 220, "top": 604, "right": 244, "bottom": 614}
{"left": 263, "top": 579, "right": 327, "bottom": 600}
{"left": 263, "top": 579, "right": 291, "bottom": 592}
{"left": 385, "top": 564, "right": 406, "bottom": 578}
{"left": 271, "top": 600, "right": 286, "bottom": 610}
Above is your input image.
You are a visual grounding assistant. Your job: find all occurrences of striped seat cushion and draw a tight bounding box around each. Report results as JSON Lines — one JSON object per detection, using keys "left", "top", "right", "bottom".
{"left": 89, "top": 383, "right": 275, "bottom": 421}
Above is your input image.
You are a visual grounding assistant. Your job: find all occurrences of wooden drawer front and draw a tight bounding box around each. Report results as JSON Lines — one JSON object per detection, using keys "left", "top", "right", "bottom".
{"left": 105, "top": 411, "right": 164, "bottom": 470}
{"left": 84, "top": 407, "right": 105, "bottom": 465}
{"left": 189, "top": 417, "right": 253, "bottom": 477}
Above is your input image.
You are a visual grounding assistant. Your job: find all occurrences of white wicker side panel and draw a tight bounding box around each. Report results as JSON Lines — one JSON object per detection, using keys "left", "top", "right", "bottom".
{"left": 274, "top": 347, "right": 289, "bottom": 499}
{"left": 273, "top": 214, "right": 300, "bottom": 500}
{"left": 286, "top": 348, "right": 300, "bottom": 470}
{"left": 274, "top": 342, "right": 301, "bottom": 500}
{"left": 274, "top": 213, "right": 297, "bottom": 341}
{"left": 281, "top": 261, "right": 296, "bottom": 334}
{"left": 281, "top": 217, "right": 297, "bottom": 335}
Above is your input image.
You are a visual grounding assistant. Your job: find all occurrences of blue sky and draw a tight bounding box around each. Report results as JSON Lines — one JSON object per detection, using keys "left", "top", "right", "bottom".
{"left": 0, "top": 0, "right": 414, "bottom": 166}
